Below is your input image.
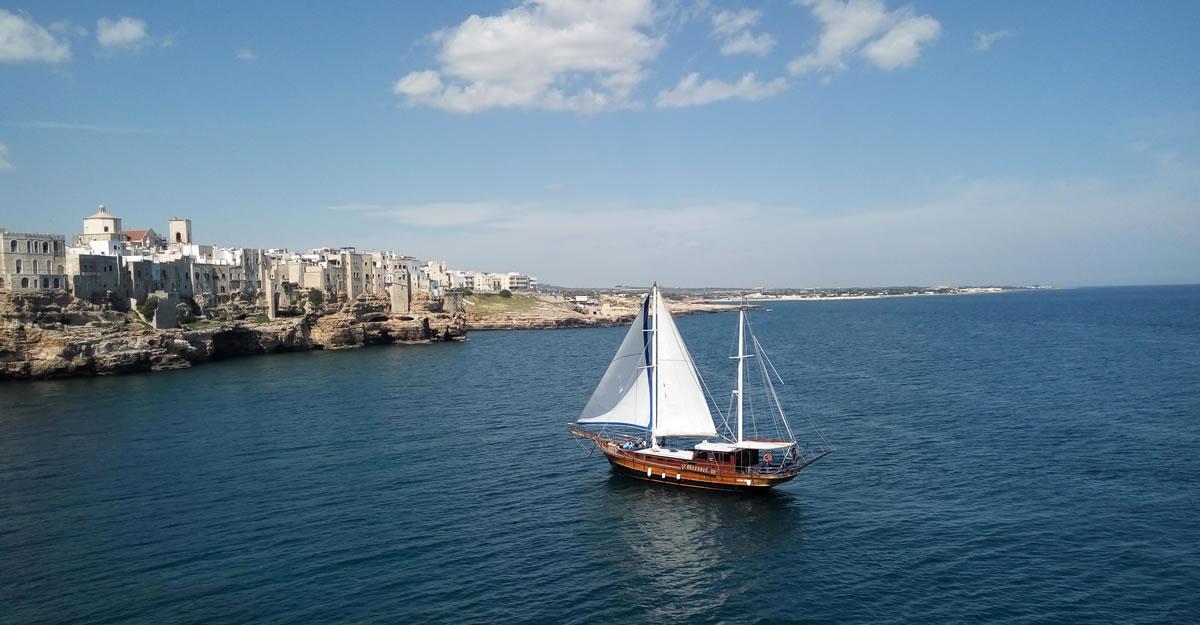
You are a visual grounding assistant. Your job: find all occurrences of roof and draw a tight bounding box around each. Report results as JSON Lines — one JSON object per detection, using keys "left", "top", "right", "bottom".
{"left": 124, "top": 229, "right": 157, "bottom": 241}
{"left": 694, "top": 440, "right": 795, "bottom": 452}
{"left": 86, "top": 205, "right": 119, "bottom": 219}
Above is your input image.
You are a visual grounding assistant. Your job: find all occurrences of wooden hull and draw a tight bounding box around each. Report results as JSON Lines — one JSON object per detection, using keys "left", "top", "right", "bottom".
{"left": 585, "top": 436, "right": 802, "bottom": 491}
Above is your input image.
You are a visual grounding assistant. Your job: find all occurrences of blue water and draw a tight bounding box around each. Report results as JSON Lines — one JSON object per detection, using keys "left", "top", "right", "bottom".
{"left": 2, "top": 286, "right": 1198, "bottom": 624}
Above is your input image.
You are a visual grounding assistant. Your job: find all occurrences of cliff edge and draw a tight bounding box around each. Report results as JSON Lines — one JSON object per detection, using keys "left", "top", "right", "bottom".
{"left": 0, "top": 291, "right": 465, "bottom": 380}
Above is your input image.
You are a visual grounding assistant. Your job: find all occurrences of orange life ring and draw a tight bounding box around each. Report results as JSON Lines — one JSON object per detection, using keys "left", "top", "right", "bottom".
{"left": 763, "top": 453, "right": 773, "bottom": 462}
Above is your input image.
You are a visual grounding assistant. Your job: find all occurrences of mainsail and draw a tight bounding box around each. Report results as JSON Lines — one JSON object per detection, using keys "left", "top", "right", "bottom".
{"left": 651, "top": 291, "right": 718, "bottom": 438}
{"left": 576, "top": 289, "right": 718, "bottom": 439}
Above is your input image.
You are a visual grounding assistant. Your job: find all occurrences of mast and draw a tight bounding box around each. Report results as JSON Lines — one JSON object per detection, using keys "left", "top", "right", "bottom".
{"left": 651, "top": 283, "right": 659, "bottom": 448}
{"left": 736, "top": 306, "right": 745, "bottom": 443}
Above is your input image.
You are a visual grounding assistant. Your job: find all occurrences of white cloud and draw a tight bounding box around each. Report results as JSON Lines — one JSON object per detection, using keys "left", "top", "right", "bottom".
{"left": 656, "top": 72, "right": 787, "bottom": 108}
{"left": 48, "top": 19, "right": 88, "bottom": 38}
{"left": 236, "top": 47, "right": 257, "bottom": 61}
{"left": 97, "top": 16, "right": 149, "bottom": 50}
{"left": 711, "top": 8, "right": 760, "bottom": 36}
{"left": 0, "top": 142, "right": 12, "bottom": 171}
{"left": 861, "top": 13, "right": 939, "bottom": 69}
{"left": 711, "top": 9, "right": 775, "bottom": 56}
{"left": 328, "top": 202, "right": 527, "bottom": 228}
{"left": 787, "top": 0, "right": 940, "bottom": 76}
{"left": 720, "top": 31, "right": 776, "bottom": 56}
{"left": 329, "top": 149, "right": 1200, "bottom": 287}
{"left": 972, "top": 29, "right": 1013, "bottom": 53}
{"left": 393, "top": 70, "right": 443, "bottom": 97}
{"left": 392, "top": 0, "right": 664, "bottom": 113}
{"left": 0, "top": 9, "right": 71, "bottom": 63}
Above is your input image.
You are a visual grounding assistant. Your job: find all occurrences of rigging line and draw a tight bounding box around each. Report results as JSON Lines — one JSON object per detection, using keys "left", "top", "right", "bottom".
{"left": 746, "top": 314, "right": 786, "bottom": 385}
{"left": 756, "top": 334, "right": 833, "bottom": 451}
{"left": 754, "top": 342, "right": 780, "bottom": 438}
{"left": 722, "top": 392, "right": 736, "bottom": 442}
{"left": 746, "top": 359, "right": 759, "bottom": 441}
{"left": 744, "top": 313, "right": 833, "bottom": 451}
{"left": 759, "top": 338, "right": 797, "bottom": 443}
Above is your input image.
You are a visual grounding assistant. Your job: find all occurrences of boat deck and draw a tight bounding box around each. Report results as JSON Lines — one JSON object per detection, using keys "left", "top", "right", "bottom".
{"left": 634, "top": 448, "right": 695, "bottom": 461}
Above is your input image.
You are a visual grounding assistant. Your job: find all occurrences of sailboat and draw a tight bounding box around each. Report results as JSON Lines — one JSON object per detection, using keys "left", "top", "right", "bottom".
{"left": 570, "top": 285, "right": 832, "bottom": 491}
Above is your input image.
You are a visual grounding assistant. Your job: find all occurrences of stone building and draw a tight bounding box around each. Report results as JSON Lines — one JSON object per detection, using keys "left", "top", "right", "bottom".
{"left": 0, "top": 229, "right": 68, "bottom": 291}
{"left": 66, "top": 253, "right": 124, "bottom": 301}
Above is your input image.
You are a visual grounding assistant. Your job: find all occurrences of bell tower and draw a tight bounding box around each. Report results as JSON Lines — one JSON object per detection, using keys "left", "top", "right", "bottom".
{"left": 168, "top": 217, "right": 192, "bottom": 246}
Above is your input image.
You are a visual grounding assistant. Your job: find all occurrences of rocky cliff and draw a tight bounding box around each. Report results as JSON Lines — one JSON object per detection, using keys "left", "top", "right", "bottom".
{"left": 0, "top": 291, "right": 465, "bottom": 381}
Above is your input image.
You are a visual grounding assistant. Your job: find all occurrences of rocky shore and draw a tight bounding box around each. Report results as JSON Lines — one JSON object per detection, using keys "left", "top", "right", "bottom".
{"left": 0, "top": 291, "right": 465, "bottom": 381}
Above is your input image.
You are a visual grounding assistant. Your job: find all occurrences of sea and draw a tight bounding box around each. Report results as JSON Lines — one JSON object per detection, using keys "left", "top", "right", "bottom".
{"left": 1, "top": 286, "right": 1198, "bottom": 624}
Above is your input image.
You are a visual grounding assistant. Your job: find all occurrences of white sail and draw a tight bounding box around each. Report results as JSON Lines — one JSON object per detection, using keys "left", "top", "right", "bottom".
{"left": 577, "top": 297, "right": 653, "bottom": 429}
{"left": 651, "top": 291, "right": 719, "bottom": 438}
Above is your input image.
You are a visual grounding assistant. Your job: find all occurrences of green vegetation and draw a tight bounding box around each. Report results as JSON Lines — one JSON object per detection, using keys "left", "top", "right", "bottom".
{"left": 499, "top": 289, "right": 512, "bottom": 299}
{"left": 308, "top": 288, "right": 324, "bottom": 307}
{"left": 468, "top": 293, "right": 541, "bottom": 313}
{"left": 138, "top": 295, "right": 159, "bottom": 321}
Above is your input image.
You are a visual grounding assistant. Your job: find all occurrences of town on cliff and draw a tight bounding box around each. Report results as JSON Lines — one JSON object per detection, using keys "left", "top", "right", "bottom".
{"left": 0, "top": 205, "right": 545, "bottom": 380}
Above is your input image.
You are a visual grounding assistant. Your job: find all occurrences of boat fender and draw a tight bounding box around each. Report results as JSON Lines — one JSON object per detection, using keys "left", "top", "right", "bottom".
{"left": 763, "top": 453, "right": 773, "bottom": 463}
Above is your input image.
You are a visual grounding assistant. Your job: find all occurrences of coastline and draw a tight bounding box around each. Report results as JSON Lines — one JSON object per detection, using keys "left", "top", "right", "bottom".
{"left": 465, "top": 297, "right": 742, "bottom": 331}
{"left": 0, "top": 292, "right": 465, "bottom": 381}
{"left": 709, "top": 287, "right": 1035, "bottom": 304}
{"left": 1, "top": 288, "right": 1035, "bottom": 380}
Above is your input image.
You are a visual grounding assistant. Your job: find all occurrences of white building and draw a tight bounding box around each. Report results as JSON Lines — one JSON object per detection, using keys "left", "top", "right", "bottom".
{"left": 78, "top": 204, "right": 123, "bottom": 244}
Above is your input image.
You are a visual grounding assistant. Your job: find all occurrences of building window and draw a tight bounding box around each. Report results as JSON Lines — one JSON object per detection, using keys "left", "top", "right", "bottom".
{"left": 176, "top": 232, "right": 182, "bottom": 243}
{"left": 15, "top": 260, "right": 21, "bottom": 273}
{"left": 104, "top": 226, "right": 109, "bottom": 233}
{"left": 20, "top": 278, "right": 28, "bottom": 288}
{"left": 42, "top": 278, "right": 49, "bottom": 289}
{"left": 57, "top": 265, "right": 63, "bottom": 274}
{"left": 42, "top": 241, "right": 49, "bottom": 253}
{"left": 8, "top": 240, "right": 14, "bottom": 252}
{"left": 53, "top": 278, "right": 59, "bottom": 288}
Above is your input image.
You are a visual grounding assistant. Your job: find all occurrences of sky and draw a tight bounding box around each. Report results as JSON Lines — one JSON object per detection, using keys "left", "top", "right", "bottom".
{"left": 0, "top": 0, "right": 1197, "bottom": 288}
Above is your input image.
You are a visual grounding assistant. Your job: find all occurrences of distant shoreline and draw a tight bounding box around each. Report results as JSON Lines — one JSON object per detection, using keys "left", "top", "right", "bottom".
{"left": 709, "top": 287, "right": 1035, "bottom": 304}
